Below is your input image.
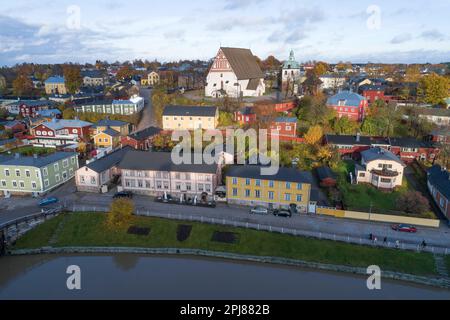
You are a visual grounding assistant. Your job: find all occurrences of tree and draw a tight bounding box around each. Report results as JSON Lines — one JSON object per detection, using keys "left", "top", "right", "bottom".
{"left": 107, "top": 198, "right": 134, "bottom": 230}
{"left": 261, "top": 55, "right": 281, "bottom": 71}
{"left": 218, "top": 111, "right": 235, "bottom": 127}
{"left": 116, "top": 65, "right": 136, "bottom": 81}
{"left": 418, "top": 73, "right": 449, "bottom": 105}
{"left": 12, "top": 73, "right": 34, "bottom": 96}
{"left": 63, "top": 65, "right": 83, "bottom": 94}
{"left": 404, "top": 65, "right": 421, "bottom": 83}
{"left": 313, "top": 62, "right": 329, "bottom": 77}
{"left": 331, "top": 116, "right": 360, "bottom": 135}
{"left": 151, "top": 86, "right": 171, "bottom": 126}
{"left": 436, "top": 144, "right": 450, "bottom": 168}
{"left": 304, "top": 125, "right": 323, "bottom": 145}
{"left": 396, "top": 191, "right": 429, "bottom": 215}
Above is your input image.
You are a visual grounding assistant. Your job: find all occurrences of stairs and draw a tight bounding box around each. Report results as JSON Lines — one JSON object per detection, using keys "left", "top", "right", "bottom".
{"left": 433, "top": 254, "right": 449, "bottom": 278}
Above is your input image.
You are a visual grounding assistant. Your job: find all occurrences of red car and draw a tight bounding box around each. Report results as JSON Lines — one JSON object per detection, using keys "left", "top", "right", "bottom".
{"left": 391, "top": 224, "right": 418, "bottom": 233}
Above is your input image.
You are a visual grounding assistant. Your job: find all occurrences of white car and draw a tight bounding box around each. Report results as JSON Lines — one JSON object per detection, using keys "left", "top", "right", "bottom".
{"left": 250, "top": 206, "right": 269, "bottom": 215}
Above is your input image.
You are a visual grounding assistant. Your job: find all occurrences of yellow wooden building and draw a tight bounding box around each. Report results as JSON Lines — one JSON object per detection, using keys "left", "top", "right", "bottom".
{"left": 226, "top": 165, "right": 313, "bottom": 212}
{"left": 93, "top": 128, "right": 120, "bottom": 148}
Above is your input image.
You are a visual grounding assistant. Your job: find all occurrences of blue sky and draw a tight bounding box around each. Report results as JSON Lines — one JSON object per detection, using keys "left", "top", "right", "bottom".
{"left": 0, "top": 0, "right": 449, "bottom": 65}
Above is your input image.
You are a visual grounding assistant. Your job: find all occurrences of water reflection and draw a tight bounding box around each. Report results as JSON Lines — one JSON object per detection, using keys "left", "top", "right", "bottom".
{"left": 0, "top": 254, "right": 449, "bottom": 300}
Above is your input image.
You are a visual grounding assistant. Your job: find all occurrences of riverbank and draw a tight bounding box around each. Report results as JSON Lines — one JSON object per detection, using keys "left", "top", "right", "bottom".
{"left": 8, "top": 212, "right": 450, "bottom": 288}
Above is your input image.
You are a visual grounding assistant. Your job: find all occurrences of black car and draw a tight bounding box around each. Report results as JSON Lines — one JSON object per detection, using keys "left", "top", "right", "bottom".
{"left": 113, "top": 191, "right": 133, "bottom": 199}
{"left": 273, "top": 209, "right": 292, "bottom": 218}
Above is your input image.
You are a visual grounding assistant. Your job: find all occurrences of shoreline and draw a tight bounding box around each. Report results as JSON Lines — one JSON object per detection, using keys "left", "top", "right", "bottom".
{"left": 8, "top": 246, "right": 450, "bottom": 290}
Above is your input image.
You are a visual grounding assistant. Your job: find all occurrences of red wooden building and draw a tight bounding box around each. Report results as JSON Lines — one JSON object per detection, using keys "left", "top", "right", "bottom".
{"left": 120, "top": 126, "right": 162, "bottom": 150}
{"left": 326, "top": 91, "right": 369, "bottom": 122}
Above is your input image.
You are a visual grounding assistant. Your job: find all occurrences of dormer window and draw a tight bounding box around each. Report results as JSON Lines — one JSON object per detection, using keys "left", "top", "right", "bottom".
{"left": 338, "top": 99, "right": 346, "bottom": 106}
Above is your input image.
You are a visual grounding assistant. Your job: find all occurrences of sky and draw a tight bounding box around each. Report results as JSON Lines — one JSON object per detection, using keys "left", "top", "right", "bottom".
{"left": 0, "top": 0, "right": 449, "bottom": 66}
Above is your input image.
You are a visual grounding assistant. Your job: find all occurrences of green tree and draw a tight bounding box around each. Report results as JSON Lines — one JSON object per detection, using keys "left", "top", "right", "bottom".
{"left": 218, "top": 111, "right": 235, "bottom": 127}
{"left": 63, "top": 65, "right": 83, "bottom": 94}
{"left": 331, "top": 117, "right": 360, "bottom": 135}
{"left": 418, "top": 73, "right": 450, "bottom": 105}
{"left": 152, "top": 86, "right": 171, "bottom": 126}
{"left": 107, "top": 198, "right": 134, "bottom": 230}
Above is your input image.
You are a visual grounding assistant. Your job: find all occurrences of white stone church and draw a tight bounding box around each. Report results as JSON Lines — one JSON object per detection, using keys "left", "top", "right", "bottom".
{"left": 205, "top": 47, "right": 265, "bottom": 98}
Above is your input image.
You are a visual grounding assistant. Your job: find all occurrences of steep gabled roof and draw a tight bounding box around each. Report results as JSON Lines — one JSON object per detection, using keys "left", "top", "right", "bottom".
{"left": 220, "top": 47, "right": 264, "bottom": 80}
{"left": 361, "top": 147, "right": 405, "bottom": 166}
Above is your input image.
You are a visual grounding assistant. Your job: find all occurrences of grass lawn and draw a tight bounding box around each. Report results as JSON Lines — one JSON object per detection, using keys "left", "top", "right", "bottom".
{"left": 13, "top": 212, "right": 437, "bottom": 277}
{"left": 334, "top": 161, "right": 414, "bottom": 214}
{"left": 6, "top": 146, "right": 56, "bottom": 156}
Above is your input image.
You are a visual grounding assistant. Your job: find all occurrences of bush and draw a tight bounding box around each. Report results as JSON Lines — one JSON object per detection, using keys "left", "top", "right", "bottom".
{"left": 396, "top": 191, "right": 430, "bottom": 215}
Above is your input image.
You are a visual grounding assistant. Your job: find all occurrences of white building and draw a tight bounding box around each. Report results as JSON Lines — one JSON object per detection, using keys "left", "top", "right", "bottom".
{"left": 74, "top": 95, "right": 145, "bottom": 115}
{"left": 205, "top": 47, "right": 265, "bottom": 98}
{"left": 355, "top": 147, "right": 406, "bottom": 190}
{"left": 282, "top": 50, "right": 302, "bottom": 94}
{"left": 319, "top": 74, "right": 346, "bottom": 90}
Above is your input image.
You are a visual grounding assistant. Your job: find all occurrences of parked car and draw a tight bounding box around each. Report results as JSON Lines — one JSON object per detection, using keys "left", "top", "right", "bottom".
{"left": 250, "top": 206, "right": 270, "bottom": 215}
{"left": 113, "top": 191, "right": 133, "bottom": 199}
{"left": 39, "top": 197, "right": 59, "bottom": 207}
{"left": 391, "top": 224, "right": 417, "bottom": 233}
{"left": 273, "top": 209, "right": 292, "bottom": 218}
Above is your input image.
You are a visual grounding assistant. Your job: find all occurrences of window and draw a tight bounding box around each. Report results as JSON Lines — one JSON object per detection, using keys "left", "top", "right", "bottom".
{"left": 63, "top": 160, "right": 68, "bottom": 168}
{"left": 268, "top": 191, "right": 274, "bottom": 200}
{"left": 43, "top": 168, "right": 48, "bottom": 176}
{"left": 163, "top": 181, "right": 169, "bottom": 189}
{"left": 25, "top": 170, "right": 30, "bottom": 177}
{"left": 156, "top": 181, "right": 162, "bottom": 189}
{"left": 296, "top": 195, "right": 302, "bottom": 202}
{"left": 186, "top": 183, "right": 192, "bottom": 191}
{"left": 15, "top": 169, "right": 20, "bottom": 177}
{"left": 245, "top": 189, "right": 251, "bottom": 197}
{"left": 232, "top": 177, "right": 238, "bottom": 185}
{"left": 269, "top": 181, "right": 274, "bottom": 188}
{"left": 138, "top": 180, "right": 144, "bottom": 188}
{"left": 198, "top": 184, "right": 204, "bottom": 192}
{"left": 12, "top": 181, "right": 17, "bottom": 188}
{"left": 69, "top": 168, "right": 73, "bottom": 176}
{"left": 285, "top": 193, "right": 291, "bottom": 201}
{"left": 44, "top": 180, "right": 49, "bottom": 187}
{"left": 285, "top": 182, "right": 291, "bottom": 189}
{"left": 71, "top": 157, "right": 76, "bottom": 164}
{"left": 19, "top": 181, "right": 25, "bottom": 188}
{"left": 297, "top": 183, "right": 302, "bottom": 190}
{"left": 286, "top": 126, "right": 291, "bottom": 131}
{"left": 255, "top": 179, "right": 261, "bottom": 187}
{"left": 42, "top": 131, "right": 47, "bottom": 136}
{"left": 1, "top": 180, "right": 6, "bottom": 187}
{"left": 36, "top": 130, "right": 42, "bottom": 135}
{"left": 31, "top": 182, "right": 37, "bottom": 189}
{"left": 176, "top": 183, "right": 181, "bottom": 190}
{"left": 4, "top": 169, "right": 10, "bottom": 177}
{"left": 232, "top": 188, "right": 238, "bottom": 196}
{"left": 359, "top": 173, "right": 366, "bottom": 177}
{"left": 80, "top": 176, "right": 86, "bottom": 184}
{"left": 54, "top": 163, "right": 59, "bottom": 171}
{"left": 55, "top": 174, "right": 60, "bottom": 182}
{"left": 246, "top": 178, "right": 251, "bottom": 186}
{"left": 62, "top": 172, "right": 68, "bottom": 180}
{"left": 380, "top": 178, "right": 391, "bottom": 183}
{"left": 255, "top": 190, "right": 261, "bottom": 198}
{"left": 205, "top": 184, "right": 211, "bottom": 192}
{"left": 73, "top": 129, "right": 78, "bottom": 134}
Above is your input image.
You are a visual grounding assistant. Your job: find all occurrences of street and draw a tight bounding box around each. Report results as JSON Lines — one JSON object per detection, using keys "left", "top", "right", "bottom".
{"left": 136, "top": 87, "right": 156, "bottom": 131}
{"left": 1, "top": 179, "right": 450, "bottom": 250}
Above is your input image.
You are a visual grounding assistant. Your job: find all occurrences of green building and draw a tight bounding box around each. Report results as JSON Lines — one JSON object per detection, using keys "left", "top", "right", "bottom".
{"left": 0, "top": 152, "right": 79, "bottom": 196}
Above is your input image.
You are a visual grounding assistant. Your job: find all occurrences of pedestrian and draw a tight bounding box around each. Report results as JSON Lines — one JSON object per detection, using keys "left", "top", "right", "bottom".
{"left": 383, "top": 237, "right": 387, "bottom": 244}
{"left": 422, "top": 240, "right": 427, "bottom": 248}
{"left": 395, "top": 240, "right": 400, "bottom": 249}
{"left": 369, "top": 233, "right": 373, "bottom": 241}
{"left": 373, "top": 236, "right": 377, "bottom": 244}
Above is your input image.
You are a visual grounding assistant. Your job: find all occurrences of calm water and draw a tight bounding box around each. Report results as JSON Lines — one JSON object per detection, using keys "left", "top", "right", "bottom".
{"left": 0, "top": 254, "right": 449, "bottom": 300}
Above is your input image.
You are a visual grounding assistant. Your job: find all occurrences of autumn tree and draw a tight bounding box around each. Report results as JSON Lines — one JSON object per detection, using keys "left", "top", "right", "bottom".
{"left": 313, "top": 61, "right": 329, "bottom": 77}
{"left": 12, "top": 73, "right": 34, "bottom": 97}
{"left": 396, "top": 191, "right": 429, "bottom": 215}
{"left": 418, "top": 73, "right": 449, "bottom": 105}
{"left": 63, "top": 65, "right": 83, "bottom": 94}
{"left": 151, "top": 86, "right": 171, "bottom": 126}
{"left": 304, "top": 125, "right": 323, "bottom": 145}
{"left": 107, "top": 198, "right": 134, "bottom": 230}
{"left": 218, "top": 111, "right": 235, "bottom": 127}
{"left": 262, "top": 55, "right": 281, "bottom": 71}
{"left": 116, "top": 65, "right": 136, "bottom": 81}
{"left": 404, "top": 65, "right": 421, "bottom": 83}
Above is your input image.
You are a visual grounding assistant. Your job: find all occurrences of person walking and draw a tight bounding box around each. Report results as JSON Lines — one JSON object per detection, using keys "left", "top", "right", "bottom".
{"left": 383, "top": 237, "right": 387, "bottom": 245}
{"left": 395, "top": 240, "right": 400, "bottom": 249}
{"left": 422, "top": 240, "right": 427, "bottom": 249}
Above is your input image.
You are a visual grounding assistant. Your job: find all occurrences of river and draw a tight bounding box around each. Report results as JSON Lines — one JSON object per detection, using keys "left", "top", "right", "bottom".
{"left": 0, "top": 254, "right": 449, "bottom": 300}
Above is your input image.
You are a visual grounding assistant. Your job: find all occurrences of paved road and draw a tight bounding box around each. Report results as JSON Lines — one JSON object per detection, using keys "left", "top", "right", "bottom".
{"left": 136, "top": 87, "right": 156, "bottom": 131}
{"left": 2, "top": 181, "right": 449, "bottom": 249}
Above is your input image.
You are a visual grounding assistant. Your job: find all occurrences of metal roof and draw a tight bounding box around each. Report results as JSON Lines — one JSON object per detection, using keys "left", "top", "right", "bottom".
{"left": 226, "top": 165, "right": 313, "bottom": 184}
